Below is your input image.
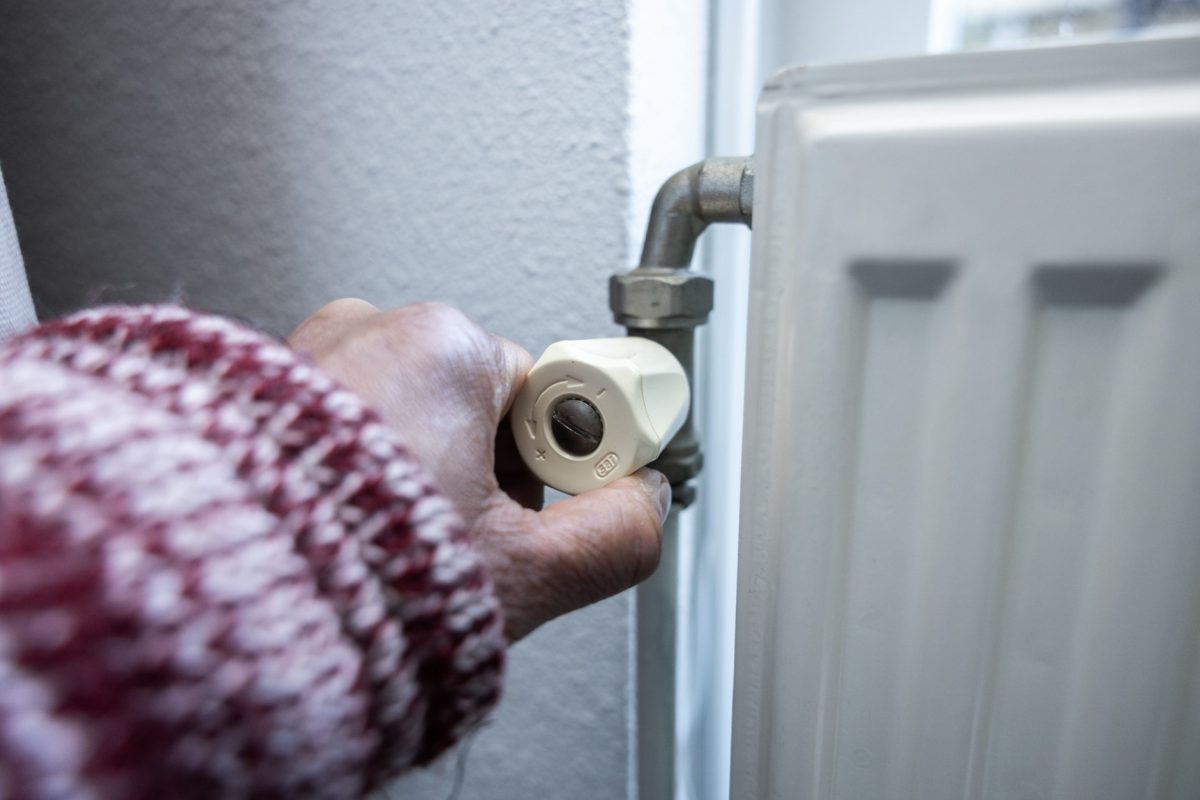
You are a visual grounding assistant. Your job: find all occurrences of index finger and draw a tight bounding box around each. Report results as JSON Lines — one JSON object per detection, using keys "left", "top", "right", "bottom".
{"left": 488, "top": 333, "right": 535, "bottom": 423}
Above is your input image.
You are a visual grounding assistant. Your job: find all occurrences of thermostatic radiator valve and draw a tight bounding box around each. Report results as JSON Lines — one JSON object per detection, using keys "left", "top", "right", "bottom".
{"left": 511, "top": 338, "right": 689, "bottom": 495}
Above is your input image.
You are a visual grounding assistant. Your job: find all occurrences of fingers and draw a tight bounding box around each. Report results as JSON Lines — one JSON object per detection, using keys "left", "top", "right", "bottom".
{"left": 487, "top": 333, "right": 534, "bottom": 422}
{"left": 370, "top": 304, "right": 531, "bottom": 425}
{"left": 476, "top": 468, "right": 671, "bottom": 640}
{"left": 529, "top": 468, "right": 670, "bottom": 614}
{"left": 292, "top": 300, "right": 532, "bottom": 421}
{"left": 493, "top": 420, "right": 544, "bottom": 510}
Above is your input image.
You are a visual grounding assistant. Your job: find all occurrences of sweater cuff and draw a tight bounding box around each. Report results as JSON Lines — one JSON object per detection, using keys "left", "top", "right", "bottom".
{"left": 6, "top": 305, "right": 505, "bottom": 783}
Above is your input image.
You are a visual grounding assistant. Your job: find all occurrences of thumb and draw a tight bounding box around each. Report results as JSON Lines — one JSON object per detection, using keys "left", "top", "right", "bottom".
{"left": 531, "top": 468, "right": 671, "bottom": 614}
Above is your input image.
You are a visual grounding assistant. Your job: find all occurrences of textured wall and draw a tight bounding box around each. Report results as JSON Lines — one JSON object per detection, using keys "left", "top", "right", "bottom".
{"left": 0, "top": 2, "right": 637, "bottom": 797}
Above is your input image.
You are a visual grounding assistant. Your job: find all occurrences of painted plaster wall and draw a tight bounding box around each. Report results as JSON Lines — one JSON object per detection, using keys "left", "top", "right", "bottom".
{"left": 0, "top": 2, "right": 657, "bottom": 797}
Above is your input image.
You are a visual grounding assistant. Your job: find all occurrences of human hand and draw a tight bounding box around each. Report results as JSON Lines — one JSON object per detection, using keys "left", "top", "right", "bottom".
{"left": 288, "top": 300, "right": 671, "bottom": 641}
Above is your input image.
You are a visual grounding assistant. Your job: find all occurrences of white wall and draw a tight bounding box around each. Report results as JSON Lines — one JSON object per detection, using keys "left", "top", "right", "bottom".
{"left": 760, "top": 0, "right": 935, "bottom": 67}
{"left": 0, "top": 2, "right": 687, "bottom": 797}
{"left": 627, "top": 2, "right": 710, "bottom": 799}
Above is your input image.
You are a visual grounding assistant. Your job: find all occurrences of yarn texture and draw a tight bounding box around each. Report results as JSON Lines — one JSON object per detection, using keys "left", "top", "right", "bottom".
{"left": 0, "top": 306, "right": 506, "bottom": 799}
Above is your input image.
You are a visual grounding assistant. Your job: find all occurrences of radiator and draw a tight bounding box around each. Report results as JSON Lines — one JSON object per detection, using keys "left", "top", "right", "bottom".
{"left": 731, "top": 35, "right": 1200, "bottom": 800}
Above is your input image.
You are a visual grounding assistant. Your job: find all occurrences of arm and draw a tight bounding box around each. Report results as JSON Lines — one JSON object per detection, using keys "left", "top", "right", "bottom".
{"left": 0, "top": 302, "right": 667, "bottom": 798}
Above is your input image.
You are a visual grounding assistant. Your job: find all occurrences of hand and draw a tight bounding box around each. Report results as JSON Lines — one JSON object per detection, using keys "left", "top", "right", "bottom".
{"left": 288, "top": 300, "right": 670, "bottom": 641}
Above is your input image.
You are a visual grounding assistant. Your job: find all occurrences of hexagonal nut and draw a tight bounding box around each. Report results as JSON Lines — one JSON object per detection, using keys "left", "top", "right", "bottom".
{"left": 668, "top": 482, "right": 697, "bottom": 509}
{"left": 649, "top": 444, "right": 703, "bottom": 486}
{"left": 610, "top": 269, "right": 714, "bottom": 325}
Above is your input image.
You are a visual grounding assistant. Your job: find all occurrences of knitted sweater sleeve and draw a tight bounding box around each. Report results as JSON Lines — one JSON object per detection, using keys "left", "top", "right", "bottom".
{"left": 0, "top": 305, "right": 506, "bottom": 799}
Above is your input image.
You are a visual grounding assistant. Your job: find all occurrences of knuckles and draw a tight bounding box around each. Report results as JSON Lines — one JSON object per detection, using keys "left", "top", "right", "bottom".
{"left": 383, "top": 301, "right": 474, "bottom": 332}
{"left": 378, "top": 302, "right": 494, "bottom": 364}
{"left": 294, "top": 299, "right": 499, "bottom": 375}
{"left": 318, "top": 297, "right": 380, "bottom": 318}
{"left": 288, "top": 297, "right": 378, "bottom": 350}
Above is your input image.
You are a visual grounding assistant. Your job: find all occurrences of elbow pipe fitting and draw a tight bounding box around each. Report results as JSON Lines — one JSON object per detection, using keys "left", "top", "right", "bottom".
{"left": 610, "top": 156, "right": 753, "bottom": 507}
{"left": 639, "top": 156, "right": 754, "bottom": 270}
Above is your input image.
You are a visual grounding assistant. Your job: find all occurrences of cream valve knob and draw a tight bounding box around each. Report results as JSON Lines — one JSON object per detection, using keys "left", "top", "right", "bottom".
{"left": 511, "top": 337, "right": 689, "bottom": 495}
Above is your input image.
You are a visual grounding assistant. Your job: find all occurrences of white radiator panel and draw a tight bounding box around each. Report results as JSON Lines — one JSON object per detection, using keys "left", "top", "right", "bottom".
{"left": 731, "top": 36, "right": 1200, "bottom": 800}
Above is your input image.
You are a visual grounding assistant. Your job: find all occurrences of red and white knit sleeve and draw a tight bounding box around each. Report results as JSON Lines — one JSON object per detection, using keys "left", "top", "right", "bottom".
{"left": 0, "top": 305, "right": 506, "bottom": 799}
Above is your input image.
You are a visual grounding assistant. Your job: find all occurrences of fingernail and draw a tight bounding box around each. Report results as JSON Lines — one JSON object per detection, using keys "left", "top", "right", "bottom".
{"left": 657, "top": 479, "right": 672, "bottom": 523}
{"left": 637, "top": 468, "right": 672, "bottom": 523}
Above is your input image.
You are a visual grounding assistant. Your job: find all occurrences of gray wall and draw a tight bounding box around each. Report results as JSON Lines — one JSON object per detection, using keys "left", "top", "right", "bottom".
{"left": 0, "top": 2, "right": 638, "bottom": 797}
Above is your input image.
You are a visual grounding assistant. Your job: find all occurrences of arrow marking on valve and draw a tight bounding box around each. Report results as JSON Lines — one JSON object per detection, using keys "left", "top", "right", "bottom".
{"left": 543, "top": 377, "right": 586, "bottom": 395}
{"left": 525, "top": 418, "right": 537, "bottom": 438}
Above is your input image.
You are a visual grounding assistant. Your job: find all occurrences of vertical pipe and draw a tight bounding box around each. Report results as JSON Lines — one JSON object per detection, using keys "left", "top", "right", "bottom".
{"left": 638, "top": 505, "right": 680, "bottom": 800}
{"left": 617, "top": 155, "right": 752, "bottom": 799}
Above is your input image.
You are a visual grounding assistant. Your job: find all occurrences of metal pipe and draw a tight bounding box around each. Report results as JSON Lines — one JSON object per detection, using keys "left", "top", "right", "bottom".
{"left": 639, "top": 157, "right": 754, "bottom": 269}
{"left": 637, "top": 504, "right": 680, "bottom": 800}
{"left": 611, "top": 156, "right": 753, "bottom": 506}
{"left": 622, "top": 157, "right": 752, "bottom": 800}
